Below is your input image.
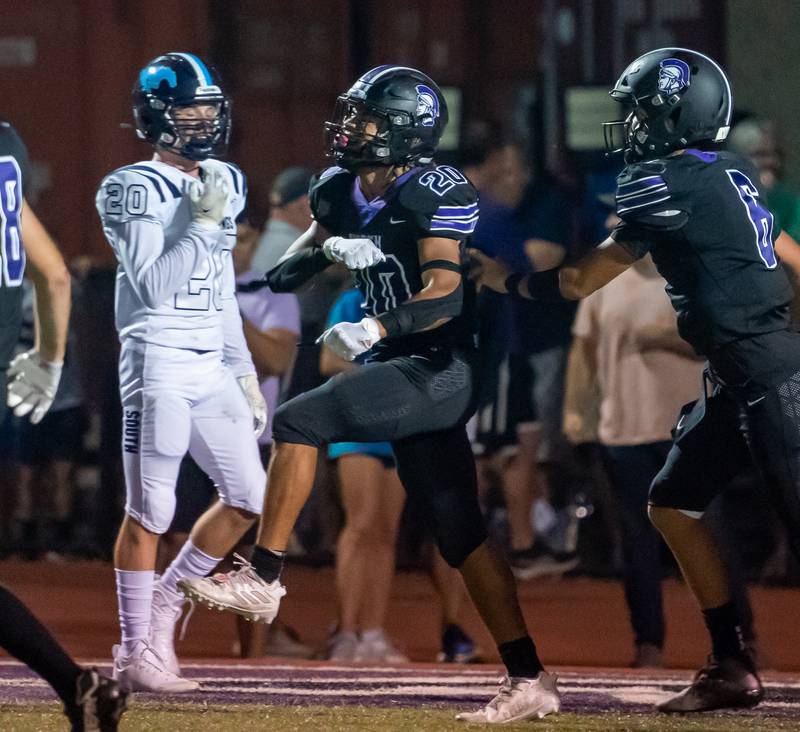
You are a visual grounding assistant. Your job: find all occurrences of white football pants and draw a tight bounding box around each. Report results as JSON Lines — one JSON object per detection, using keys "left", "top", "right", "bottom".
{"left": 118, "top": 341, "right": 266, "bottom": 534}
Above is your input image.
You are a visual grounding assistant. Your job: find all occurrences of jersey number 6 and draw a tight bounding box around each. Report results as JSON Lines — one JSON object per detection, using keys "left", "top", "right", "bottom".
{"left": 726, "top": 169, "right": 776, "bottom": 270}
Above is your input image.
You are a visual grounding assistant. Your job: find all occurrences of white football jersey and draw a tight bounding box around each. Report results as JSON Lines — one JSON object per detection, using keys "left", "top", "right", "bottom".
{"left": 96, "top": 159, "right": 247, "bottom": 352}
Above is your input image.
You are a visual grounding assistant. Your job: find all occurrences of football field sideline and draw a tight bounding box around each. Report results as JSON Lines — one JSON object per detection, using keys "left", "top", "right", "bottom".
{"left": 1, "top": 659, "right": 799, "bottom": 730}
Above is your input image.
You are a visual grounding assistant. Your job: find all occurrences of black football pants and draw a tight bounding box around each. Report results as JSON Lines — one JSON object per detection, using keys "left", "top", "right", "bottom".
{"left": 650, "top": 330, "right": 800, "bottom": 559}
{"left": 272, "top": 345, "right": 487, "bottom": 566}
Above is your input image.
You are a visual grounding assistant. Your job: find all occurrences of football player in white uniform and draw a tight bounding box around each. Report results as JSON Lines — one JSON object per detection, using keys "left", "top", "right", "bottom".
{"left": 96, "top": 52, "right": 267, "bottom": 693}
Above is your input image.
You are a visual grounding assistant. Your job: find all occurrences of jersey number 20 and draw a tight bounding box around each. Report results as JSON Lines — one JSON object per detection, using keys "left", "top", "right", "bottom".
{"left": 0, "top": 157, "right": 24, "bottom": 287}
{"left": 726, "top": 169, "right": 776, "bottom": 269}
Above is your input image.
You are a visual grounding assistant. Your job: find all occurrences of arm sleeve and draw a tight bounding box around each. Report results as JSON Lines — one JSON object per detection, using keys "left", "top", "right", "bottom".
{"left": 220, "top": 254, "right": 256, "bottom": 377}
{"left": 265, "top": 247, "right": 332, "bottom": 292}
{"left": 103, "top": 218, "right": 215, "bottom": 309}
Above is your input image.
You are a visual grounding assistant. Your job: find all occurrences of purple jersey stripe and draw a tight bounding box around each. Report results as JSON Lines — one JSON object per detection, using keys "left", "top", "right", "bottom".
{"left": 432, "top": 213, "right": 480, "bottom": 223}
{"left": 430, "top": 220, "right": 477, "bottom": 233}
{"left": 435, "top": 204, "right": 479, "bottom": 216}
{"left": 616, "top": 184, "right": 668, "bottom": 202}
{"left": 617, "top": 174, "right": 665, "bottom": 190}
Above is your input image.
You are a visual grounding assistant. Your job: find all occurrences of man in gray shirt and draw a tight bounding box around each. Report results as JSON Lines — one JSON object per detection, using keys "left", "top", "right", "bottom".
{"left": 252, "top": 167, "right": 316, "bottom": 274}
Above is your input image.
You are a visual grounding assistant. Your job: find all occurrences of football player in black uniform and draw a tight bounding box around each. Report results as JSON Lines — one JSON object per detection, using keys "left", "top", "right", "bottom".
{"left": 180, "top": 65, "right": 561, "bottom": 723}
{"left": 0, "top": 122, "right": 127, "bottom": 730}
{"left": 471, "top": 47, "right": 800, "bottom": 714}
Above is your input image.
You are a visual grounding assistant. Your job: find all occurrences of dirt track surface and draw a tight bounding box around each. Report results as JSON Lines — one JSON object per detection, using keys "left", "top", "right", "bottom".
{"left": 1, "top": 559, "right": 799, "bottom": 670}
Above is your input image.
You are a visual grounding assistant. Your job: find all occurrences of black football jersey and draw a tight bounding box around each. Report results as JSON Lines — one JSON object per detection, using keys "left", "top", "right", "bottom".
{"left": 612, "top": 149, "right": 793, "bottom": 355}
{"left": 309, "top": 163, "right": 479, "bottom": 354}
{"left": 0, "top": 122, "right": 30, "bottom": 369}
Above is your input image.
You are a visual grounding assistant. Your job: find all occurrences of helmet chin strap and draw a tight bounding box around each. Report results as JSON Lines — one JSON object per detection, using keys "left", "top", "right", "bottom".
{"left": 153, "top": 146, "right": 202, "bottom": 172}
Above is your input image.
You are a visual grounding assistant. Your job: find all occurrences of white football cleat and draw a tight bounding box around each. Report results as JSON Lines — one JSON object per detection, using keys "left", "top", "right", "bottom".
{"left": 456, "top": 672, "right": 561, "bottom": 723}
{"left": 112, "top": 641, "right": 199, "bottom": 693}
{"left": 149, "top": 582, "right": 184, "bottom": 677}
{"left": 177, "top": 558, "right": 286, "bottom": 623}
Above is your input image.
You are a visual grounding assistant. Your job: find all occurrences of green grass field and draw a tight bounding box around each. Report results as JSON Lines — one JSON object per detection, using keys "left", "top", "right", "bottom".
{"left": 2, "top": 703, "right": 798, "bottom": 732}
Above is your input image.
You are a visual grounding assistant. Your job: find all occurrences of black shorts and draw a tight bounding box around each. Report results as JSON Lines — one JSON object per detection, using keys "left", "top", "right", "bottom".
{"left": 168, "top": 444, "right": 271, "bottom": 540}
{"left": 472, "top": 353, "right": 533, "bottom": 457}
{"left": 16, "top": 406, "right": 87, "bottom": 466}
{"left": 650, "top": 330, "right": 800, "bottom": 538}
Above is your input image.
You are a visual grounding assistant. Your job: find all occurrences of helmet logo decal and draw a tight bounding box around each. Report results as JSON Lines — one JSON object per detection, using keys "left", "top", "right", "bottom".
{"left": 657, "top": 58, "right": 691, "bottom": 95}
{"left": 415, "top": 84, "right": 439, "bottom": 127}
{"left": 140, "top": 65, "right": 178, "bottom": 91}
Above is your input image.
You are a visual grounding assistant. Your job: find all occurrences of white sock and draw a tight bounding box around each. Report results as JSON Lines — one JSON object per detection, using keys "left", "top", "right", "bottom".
{"left": 159, "top": 539, "right": 222, "bottom": 602}
{"left": 115, "top": 569, "right": 155, "bottom": 655}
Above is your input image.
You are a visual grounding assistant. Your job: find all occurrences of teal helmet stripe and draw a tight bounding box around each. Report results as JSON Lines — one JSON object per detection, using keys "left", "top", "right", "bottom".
{"left": 172, "top": 52, "right": 213, "bottom": 85}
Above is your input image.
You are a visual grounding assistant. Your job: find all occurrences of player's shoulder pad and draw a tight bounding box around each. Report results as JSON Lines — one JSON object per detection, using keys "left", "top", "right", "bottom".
{"left": 309, "top": 166, "right": 352, "bottom": 222}
{"left": 615, "top": 159, "right": 690, "bottom": 230}
{"left": 96, "top": 163, "right": 179, "bottom": 223}
{"left": 400, "top": 164, "right": 479, "bottom": 237}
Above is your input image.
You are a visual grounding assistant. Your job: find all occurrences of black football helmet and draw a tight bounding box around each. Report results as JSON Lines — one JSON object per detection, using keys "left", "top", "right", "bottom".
{"left": 324, "top": 65, "right": 448, "bottom": 170}
{"left": 603, "top": 48, "right": 732, "bottom": 163}
{"left": 132, "top": 52, "right": 231, "bottom": 161}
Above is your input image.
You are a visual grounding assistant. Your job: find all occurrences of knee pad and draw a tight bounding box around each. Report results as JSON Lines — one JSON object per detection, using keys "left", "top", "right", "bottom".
{"left": 128, "top": 480, "right": 176, "bottom": 534}
{"left": 219, "top": 463, "right": 267, "bottom": 516}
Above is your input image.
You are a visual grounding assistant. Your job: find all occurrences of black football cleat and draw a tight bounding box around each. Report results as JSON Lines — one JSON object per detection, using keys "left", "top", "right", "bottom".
{"left": 658, "top": 656, "right": 763, "bottom": 713}
{"left": 66, "top": 667, "right": 129, "bottom": 732}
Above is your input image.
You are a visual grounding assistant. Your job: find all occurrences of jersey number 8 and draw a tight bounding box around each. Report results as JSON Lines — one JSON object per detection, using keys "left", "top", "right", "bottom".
{"left": 0, "top": 157, "right": 24, "bottom": 287}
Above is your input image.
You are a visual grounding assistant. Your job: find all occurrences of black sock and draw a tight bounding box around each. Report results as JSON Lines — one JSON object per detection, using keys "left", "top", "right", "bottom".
{"left": 498, "top": 635, "right": 544, "bottom": 678}
{"left": 251, "top": 545, "right": 286, "bottom": 583}
{"left": 0, "top": 585, "right": 81, "bottom": 705}
{"left": 703, "top": 601, "right": 748, "bottom": 664}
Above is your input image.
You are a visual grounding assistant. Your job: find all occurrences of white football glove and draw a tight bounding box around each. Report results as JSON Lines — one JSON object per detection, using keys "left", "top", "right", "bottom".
{"left": 189, "top": 165, "right": 229, "bottom": 229}
{"left": 317, "top": 317, "right": 382, "bottom": 361}
{"left": 322, "top": 236, "right": 385, "bottom": 270}
{"left": 237, "top": 373, "right": 268, "bottom": 438}
{"left": 6, "top": 350, "right": 63, "bottom": 425}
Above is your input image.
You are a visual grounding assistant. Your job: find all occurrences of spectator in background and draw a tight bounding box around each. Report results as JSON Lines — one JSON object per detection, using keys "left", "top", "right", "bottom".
{"left": 157, "top": 215, "right": 305, "bottom": 659}
{"left": 564, "top": 249, "right": 700, "bottom": 667}
{"left": 11, "top": 280, "right": 86, "bottom": 558}
{"left": 470, "top": 140, "right": 578, "bottom": 579}
{"left": 252, "top": 167, "right": 316, "bottom": 274}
